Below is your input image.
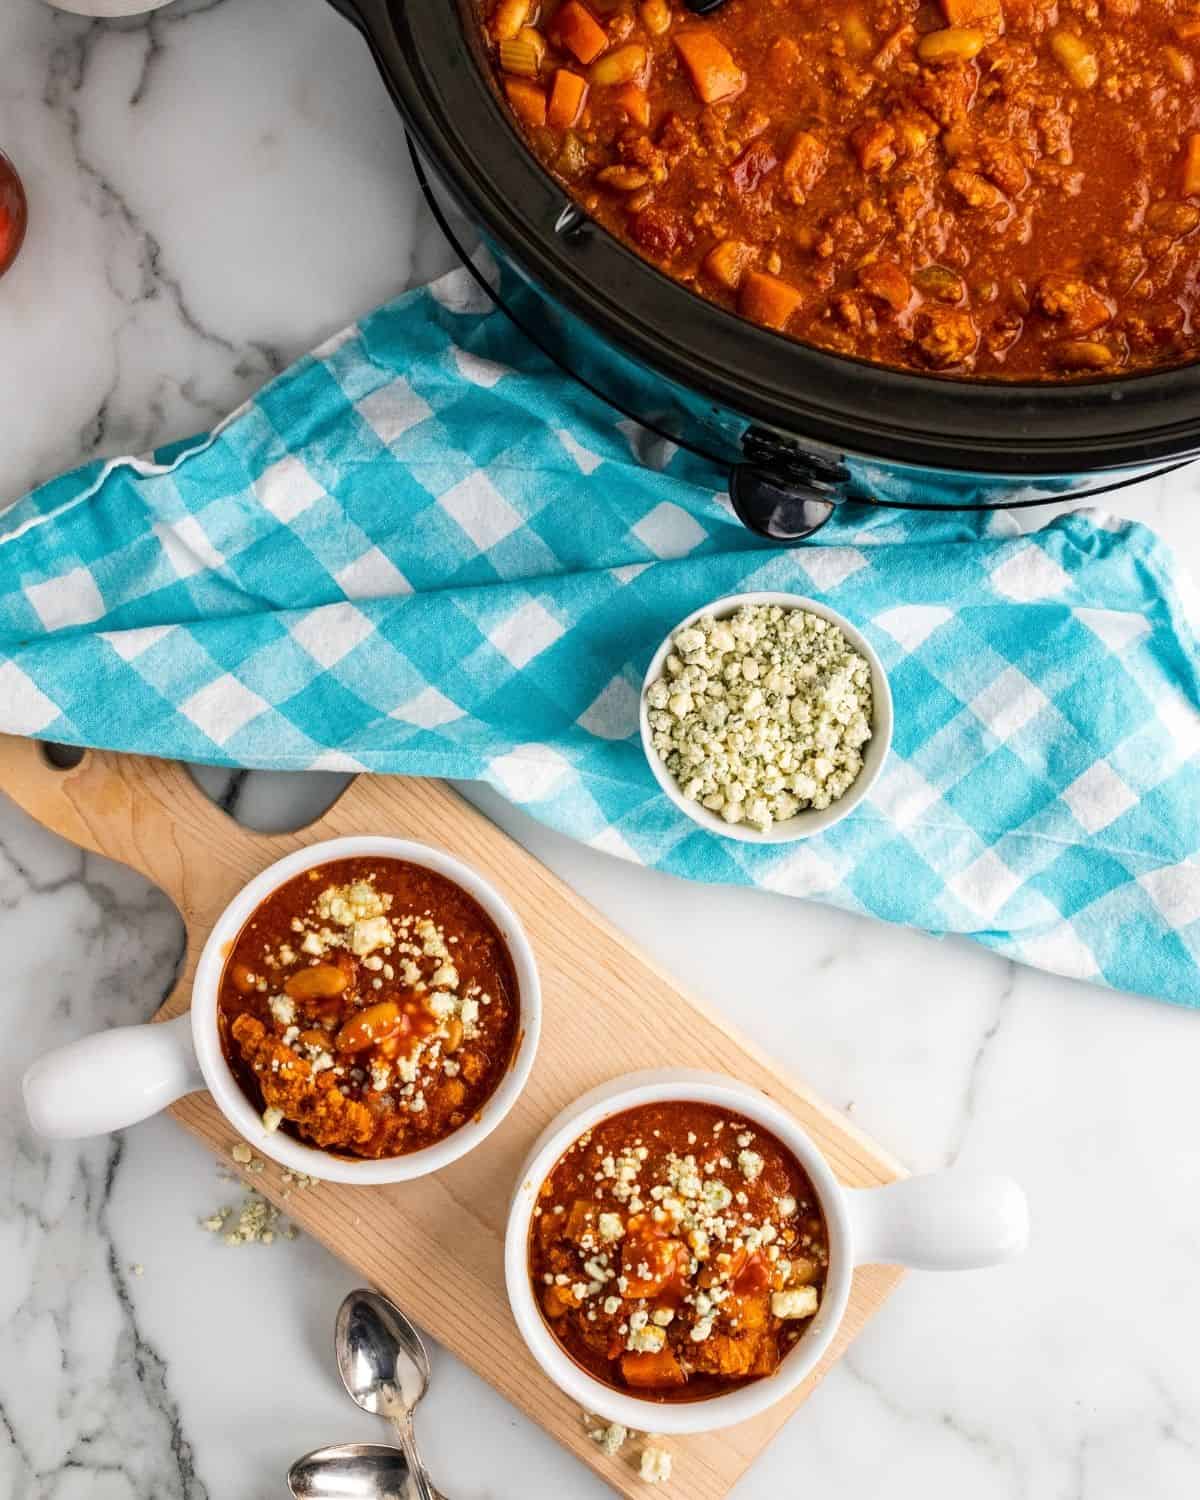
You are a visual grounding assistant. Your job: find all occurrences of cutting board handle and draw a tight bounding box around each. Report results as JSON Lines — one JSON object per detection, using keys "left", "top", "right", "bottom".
{"left": 0, "top": 736, "right": 269, "bottom": 917}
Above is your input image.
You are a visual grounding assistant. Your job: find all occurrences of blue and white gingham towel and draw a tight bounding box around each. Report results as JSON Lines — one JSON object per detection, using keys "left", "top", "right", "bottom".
{"left": 2, "top": 265, "right": 1199, "bottom": 1005}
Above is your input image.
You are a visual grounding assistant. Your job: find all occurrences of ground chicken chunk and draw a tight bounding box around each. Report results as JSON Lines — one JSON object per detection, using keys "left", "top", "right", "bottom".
{"left": 1036, "top": 272, "right": 1114, "bottom": 334}
{"left": 912, "top": 304, "right": 979, "bottom": 366}
{"left": 231, "top": 1014, "right": 377, "bottom": 1150}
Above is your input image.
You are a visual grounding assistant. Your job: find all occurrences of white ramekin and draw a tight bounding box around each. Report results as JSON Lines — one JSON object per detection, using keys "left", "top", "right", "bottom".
{"left": 506, "top": 1070, "right": 1027, "bottom": 1436}
{"left": 640, "top": 591, "right": 893, "bottom": 844}
{"left": 23, "top": 835, "right": 541, "bottom": 1185}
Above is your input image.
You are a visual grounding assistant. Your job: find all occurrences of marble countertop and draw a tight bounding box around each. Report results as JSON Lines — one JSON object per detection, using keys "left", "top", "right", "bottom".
{"left": 2, "top": 2, "right": 1199, "bottom": 1496}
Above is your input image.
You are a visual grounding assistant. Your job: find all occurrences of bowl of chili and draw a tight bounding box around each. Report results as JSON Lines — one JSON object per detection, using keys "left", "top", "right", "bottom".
{"left": 324, "top": 0, "right": 1200, "bottom": 527}
{"left": 23, "top": 836, "right": 541, "bottom": 1184}
{"left": 506, "top": 1070, "right": 1028, "bottom": 1433}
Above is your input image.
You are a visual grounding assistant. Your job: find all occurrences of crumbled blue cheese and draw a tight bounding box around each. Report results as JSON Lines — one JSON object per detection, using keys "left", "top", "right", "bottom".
{"left": 268, "top": 994, "right": 296, "bottom": 1027}
{"left": 598, "top": 1212, "right": 625, "bottom": 1242}
{"left": 626, "top": 1322, "right": 666, "bottom": 1354}
{"left": 771, "top": 1285, "right": 820, "bottom": 1319}
{"left": 351, "top": 914, "right": 393, "bottom": 956}
{"left": 585, "top": 1418, "right": 629, "bottom": 1457}
{"left": 639, "top": 1446, "right": 672, "bottom": 1485}
{"left": 318, "top": 880, "right": 390, "bottom": 928}
{"left": 737, "top": 1149, "right": 764, "bottom": 1182}
{"left": 646, "top": 603, "right": 873, "bottom": 830}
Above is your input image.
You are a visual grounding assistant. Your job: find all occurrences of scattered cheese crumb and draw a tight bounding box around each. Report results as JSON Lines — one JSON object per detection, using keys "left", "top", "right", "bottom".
{"left": 230, "top": 1142, "right": 253, "bottom": 1165}
{"left": 200, "top": 1188, "right": 299, "bottom": 1248}
{"left": 130, "top": 1263, "right": 144, "bottom": 1277}
{"left": 585, "top": 1418, "right": 629, "bottom": 1457}
{"left": 639, "top": 1446, "right": 672, "bottom": 1485}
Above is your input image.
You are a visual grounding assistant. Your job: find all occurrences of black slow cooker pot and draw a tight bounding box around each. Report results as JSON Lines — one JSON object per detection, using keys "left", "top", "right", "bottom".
{"left": 326, "top": 0, "right": 1200, "bottom": 538}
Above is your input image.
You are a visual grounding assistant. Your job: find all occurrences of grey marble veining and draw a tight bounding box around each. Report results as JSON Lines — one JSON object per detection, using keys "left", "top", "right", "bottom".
{"left": 2, "top": 1, "right": 1200, "bottom": 1497}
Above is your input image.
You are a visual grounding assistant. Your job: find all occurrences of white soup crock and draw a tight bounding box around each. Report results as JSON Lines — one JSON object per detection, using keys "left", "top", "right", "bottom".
{"left": 23, "top": 835, "right": 541, "bottom": 1184}
{"left": 506, "top": 1069, "right": 1028, "bottom": 1435}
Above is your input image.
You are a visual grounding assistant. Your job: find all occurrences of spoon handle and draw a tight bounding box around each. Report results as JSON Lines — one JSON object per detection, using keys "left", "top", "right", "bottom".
{"left": 393, "top": 1416, "right": 436, "bottom": 1500}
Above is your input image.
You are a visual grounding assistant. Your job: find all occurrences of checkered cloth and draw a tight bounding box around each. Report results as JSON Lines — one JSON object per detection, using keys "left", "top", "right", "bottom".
{"left": 2, "top": 265, "right": 1199, "bottom": 1005}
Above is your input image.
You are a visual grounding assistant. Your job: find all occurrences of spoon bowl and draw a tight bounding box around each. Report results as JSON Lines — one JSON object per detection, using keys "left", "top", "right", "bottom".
{"left": 335, "top": 1290, "right": 436, "bottom": 1500}
{"left": 336, "top": 1288, "right": 432, "bottom": 1418}
{"left": 288, "top": 1444, "right": 413, "bottom": 1500}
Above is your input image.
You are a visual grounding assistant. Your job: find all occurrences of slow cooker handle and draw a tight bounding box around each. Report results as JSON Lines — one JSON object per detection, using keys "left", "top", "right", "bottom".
{"left": 403, "top": 140, "right": 845, "bottom": 542}
{"left": 730, "top": 428, "right": 849, "bottom": 541}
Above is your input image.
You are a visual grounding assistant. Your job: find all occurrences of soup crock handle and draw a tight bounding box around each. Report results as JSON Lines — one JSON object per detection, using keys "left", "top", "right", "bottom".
{"left": 844, "top": 1173, "right": 1029, "bottom": 1270}
{"left": 23, "top": 1013, "right": 203, "bottom": 1140}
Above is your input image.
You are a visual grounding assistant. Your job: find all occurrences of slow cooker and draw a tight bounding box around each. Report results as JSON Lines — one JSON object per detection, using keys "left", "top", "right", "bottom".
{"left": 325, "top": 0, "right": 1200, "bottom": 539}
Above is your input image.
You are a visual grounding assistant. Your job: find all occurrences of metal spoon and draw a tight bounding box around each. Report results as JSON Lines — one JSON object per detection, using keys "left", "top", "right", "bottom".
{"left": 335, "top": 1290, "right": 437, "bottom": 1500}
{"left": 288, "top": 1444, "right": 413, "bottom": 1500}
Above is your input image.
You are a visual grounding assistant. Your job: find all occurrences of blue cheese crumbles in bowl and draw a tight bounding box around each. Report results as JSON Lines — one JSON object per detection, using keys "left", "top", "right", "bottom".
{"left": 639, "top": 592, "right": 893, "bottom": 844}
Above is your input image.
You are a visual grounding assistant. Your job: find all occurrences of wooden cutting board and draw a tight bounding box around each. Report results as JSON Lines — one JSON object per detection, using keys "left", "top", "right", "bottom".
{"left": 0, "top": 735, "right": 905, "bottom": 1499}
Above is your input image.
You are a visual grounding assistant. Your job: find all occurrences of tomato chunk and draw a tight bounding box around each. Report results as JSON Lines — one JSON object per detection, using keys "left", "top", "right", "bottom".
{"left": 621, "top": 1231, "right": 690, "bottom": 1298}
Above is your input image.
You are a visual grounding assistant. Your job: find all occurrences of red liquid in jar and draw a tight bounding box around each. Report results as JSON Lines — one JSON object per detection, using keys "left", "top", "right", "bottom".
{"left": 0, "top": 151, "right": 28, "bottom": 278}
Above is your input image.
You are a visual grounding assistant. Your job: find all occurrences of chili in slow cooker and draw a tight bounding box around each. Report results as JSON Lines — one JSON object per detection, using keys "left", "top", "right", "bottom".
{"left": 218, "top": 858, "right": 519, "bottom": 1158}
{"left": 529, "top": 1101, "right": 829, "bottom": 1400}
{"left": 480, "top": 0, "right": 1200, "bottom": 380}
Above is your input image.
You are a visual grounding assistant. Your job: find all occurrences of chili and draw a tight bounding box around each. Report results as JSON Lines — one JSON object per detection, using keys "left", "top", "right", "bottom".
{"left": 482, "top": 0, "right": 1200, "bottom": 379}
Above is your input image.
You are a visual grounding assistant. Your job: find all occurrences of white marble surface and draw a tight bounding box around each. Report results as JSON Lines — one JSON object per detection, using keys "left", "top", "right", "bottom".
{"left": 2, "top": 1, "right": 1200, "bottom": 1496}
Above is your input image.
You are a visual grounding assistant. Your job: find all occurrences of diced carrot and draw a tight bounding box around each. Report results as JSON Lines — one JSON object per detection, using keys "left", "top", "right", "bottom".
{"left": 673, "top": 27, "right": 746, "bottom": 104}
{"left": 703, "top": 238, "right": 756, "bottom": 290}
{"left": 504, "top": 76, "right": 547, "bottom": 127}
{"left": 550, "top": 0, "right": 609, "bottom": 64}
{"left": 547, "top": 68, "right": 589, "bottom": 127}
{"left": 781, "top": 129, "right": 828, "bottom": 192}
{"left": 613, "top": 81, "right": 650, "bottom": 127}
{"left": 1183, "top": 133, "right": 1200, "bottom": 197}
{"left": 620, "top": 1348, "right": 687, "bottom": 1389}
{"left": 739, "top": 270, "right": 805, "bottom": 330}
